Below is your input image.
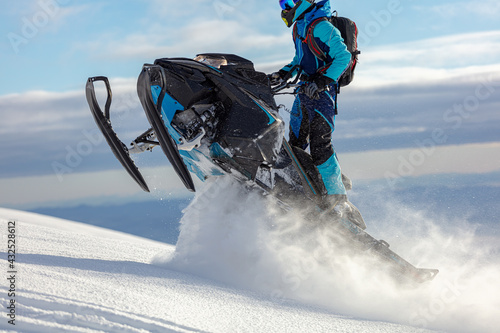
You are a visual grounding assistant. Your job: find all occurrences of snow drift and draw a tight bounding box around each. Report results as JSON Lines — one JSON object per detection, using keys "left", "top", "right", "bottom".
{"left": 0, "top": 207, "right": 439, "bottom": 333}
{"left": 154, "top": 177, "right": 500, "bottom": 333}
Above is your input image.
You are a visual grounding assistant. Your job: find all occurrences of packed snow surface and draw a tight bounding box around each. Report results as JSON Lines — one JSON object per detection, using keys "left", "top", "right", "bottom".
{"left": 1, "top": 177, "right": 499, "bottom": 332}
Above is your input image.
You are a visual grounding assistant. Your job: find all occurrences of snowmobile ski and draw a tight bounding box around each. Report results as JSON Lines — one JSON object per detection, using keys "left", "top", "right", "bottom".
{"left": 86, "top": 76, "right": 150, "bottom": 192}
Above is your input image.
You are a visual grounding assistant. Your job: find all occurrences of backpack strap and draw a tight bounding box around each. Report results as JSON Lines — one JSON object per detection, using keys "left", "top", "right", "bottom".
{"left": 305, "top": 17, "right": 329, "bottom": 62}
{"left": 293, "top": 18, "right": 329, "bottom": 62}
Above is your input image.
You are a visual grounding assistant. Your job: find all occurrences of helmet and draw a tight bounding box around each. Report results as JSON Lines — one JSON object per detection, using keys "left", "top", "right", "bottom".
{"left": 279, "top": 0, "right": 315, "bottom": 28}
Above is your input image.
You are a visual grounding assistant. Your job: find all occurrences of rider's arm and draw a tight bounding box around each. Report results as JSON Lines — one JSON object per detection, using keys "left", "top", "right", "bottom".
{"left": 313, "top": 20, "right": 351, "bottom": 82}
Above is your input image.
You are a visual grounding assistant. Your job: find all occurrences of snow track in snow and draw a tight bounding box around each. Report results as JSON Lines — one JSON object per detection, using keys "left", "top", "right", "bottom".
{"left": 18, "top": 291, "right": 202, "bottom": 333}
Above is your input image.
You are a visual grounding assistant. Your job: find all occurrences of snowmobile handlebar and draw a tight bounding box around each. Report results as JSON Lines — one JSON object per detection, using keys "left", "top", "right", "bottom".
{"left": 271, "top": 65, "right": 302, "bottom": 95}
{"left": 271, "top": 82, "right": 301, "bottom": 94}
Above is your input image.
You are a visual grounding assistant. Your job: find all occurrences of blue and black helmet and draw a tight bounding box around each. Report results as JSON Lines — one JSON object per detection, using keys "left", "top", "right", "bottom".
{"left": 279, "top": 0, "right": 315, "bottom": 28}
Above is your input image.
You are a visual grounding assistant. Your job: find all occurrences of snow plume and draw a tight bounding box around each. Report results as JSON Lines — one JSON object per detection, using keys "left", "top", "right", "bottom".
{"left": 153, "top": 177, "right": 500, "bottom": 333}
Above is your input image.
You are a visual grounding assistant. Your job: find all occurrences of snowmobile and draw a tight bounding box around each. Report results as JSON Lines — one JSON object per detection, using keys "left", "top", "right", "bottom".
{"left": 86, "top": 53, "right": 438, "bottom": 284}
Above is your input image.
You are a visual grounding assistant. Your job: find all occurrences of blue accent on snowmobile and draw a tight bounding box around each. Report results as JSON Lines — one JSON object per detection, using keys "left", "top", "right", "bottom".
{"left": 251, "top": 99, "right": 276, "bottom": 125}
{"left": 137, "top": 65, "right": 196, "bottom": 192}
{"left": 179, "top": 149, "right": 225, "bottom": 181}
{"left": 209, "top": 142, "right": 229, "bottom": 158}
{"left": 150, "top": 84, "right": 225, "bottom": 182}
{"left": 151, "top": 85, "right": 184, "bottom": 145}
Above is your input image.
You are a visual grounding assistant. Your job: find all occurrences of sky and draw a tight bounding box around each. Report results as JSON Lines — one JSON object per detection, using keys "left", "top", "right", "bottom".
{"left": 0, "top": 0, "right": 499, "bottom": 209}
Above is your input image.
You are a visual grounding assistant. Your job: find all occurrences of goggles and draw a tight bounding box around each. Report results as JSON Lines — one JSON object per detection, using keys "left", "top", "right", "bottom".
{"left": 279, "top": 0, "right": 298, "bottom": 10}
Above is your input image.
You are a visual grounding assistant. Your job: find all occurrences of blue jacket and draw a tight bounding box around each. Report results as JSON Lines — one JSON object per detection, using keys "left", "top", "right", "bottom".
{"left": 281, "top": 0, "right": 351, "bottom": 83}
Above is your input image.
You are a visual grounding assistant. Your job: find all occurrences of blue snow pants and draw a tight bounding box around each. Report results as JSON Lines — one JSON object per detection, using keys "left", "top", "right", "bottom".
{"left": 289, "top": 88, "right": 346, "bottom": 195}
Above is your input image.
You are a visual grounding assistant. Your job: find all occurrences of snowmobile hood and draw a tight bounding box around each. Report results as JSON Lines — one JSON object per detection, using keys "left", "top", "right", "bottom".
{"left": 294, "top": 0, "right": 332, "bottom": 37}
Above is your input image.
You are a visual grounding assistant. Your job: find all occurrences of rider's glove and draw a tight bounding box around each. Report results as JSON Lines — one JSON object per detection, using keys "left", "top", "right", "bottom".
{"left": 303, "top": 75, "right": 333, "bottom": 100}
{"left": 268, "top": 70, "right": 288, "bottom": 86}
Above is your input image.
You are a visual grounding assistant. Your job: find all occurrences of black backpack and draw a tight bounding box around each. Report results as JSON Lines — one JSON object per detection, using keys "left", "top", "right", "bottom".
{"left": 293, "top": 11, "right": 360, "bottom": 87}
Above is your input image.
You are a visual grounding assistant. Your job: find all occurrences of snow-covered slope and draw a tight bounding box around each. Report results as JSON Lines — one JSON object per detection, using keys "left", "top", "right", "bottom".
{"left": 0, "top": 177, "right": 498, "bottom": 332}
{"left": 0, "top": 207, "right": 439, "bottom": 333}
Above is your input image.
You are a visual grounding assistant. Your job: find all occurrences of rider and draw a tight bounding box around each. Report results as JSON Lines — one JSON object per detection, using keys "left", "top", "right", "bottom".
{"left": 270, "top": 0, "right": 352, "bottom": 210}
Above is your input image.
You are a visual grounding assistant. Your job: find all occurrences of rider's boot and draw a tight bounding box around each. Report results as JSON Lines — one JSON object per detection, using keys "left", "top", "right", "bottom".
{"left": 316, "top": 155, "right": 366, "bottom": 229}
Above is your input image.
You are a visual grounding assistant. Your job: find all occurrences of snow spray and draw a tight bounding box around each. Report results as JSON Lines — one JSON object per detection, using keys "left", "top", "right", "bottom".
{"left": 153, "top": 176, "right": 500, "bottom": 333}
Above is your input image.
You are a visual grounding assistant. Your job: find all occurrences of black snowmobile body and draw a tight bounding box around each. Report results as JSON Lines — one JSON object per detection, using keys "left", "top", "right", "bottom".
{"left": 86, "top": 53, "right": 438, "bottom": 284}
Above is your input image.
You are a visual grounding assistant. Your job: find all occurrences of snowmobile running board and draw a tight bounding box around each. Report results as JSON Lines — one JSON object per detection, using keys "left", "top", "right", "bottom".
{"left": 85, "top": 76, "right": 150, "bottom": 192}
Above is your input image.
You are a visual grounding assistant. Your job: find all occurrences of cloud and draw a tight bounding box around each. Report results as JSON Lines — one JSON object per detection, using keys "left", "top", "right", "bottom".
{"left": 2, "top": 26, "right": 500, "bottom": 182}
{"left": 352, "top": 30, "right": 500, "bottom": 87}
{"left": 76, "top": 19, "right": 291, "bottom": 61}
{"left": 145, "top": 0, "right": 213, "bottom": 18}
{"left": 0, "top": 90, "right": 84, "bottom": 134}
{"left": 69, "top": 0, "right": 289, "bottom": 62}
{"left": 0, "top": 77, "right": 139, "bottom": 135}
{"left": 335, "top": 126, "right": 427, "bottom": 140}
{"left": 256, "top": 30, "right": 500, "bottom": 88}
{"left": 2, "top": 142, "right": 499, "bottom": 209}
{"left": 349, "top": 142, "right": 500, "bottom": 180}
{"left": 421, "top": 0, "right": 500, "bottom": 18}
{"left": 4, "top": 1, "right": 91, "bottom": 36}
{"left": 1, "top": 76, "right": 498, "bottom": 209}
{"left": 362, "top": 31, "right": 500, "bottom": 68}
{"left": 0, "top": 166, "right": 194, "bottom": 209}
{"left": 0, "top": 78, "right": 147, "bottom": 178}
{"left": 1, "top": 61, "right": 499, "bottom": 180}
